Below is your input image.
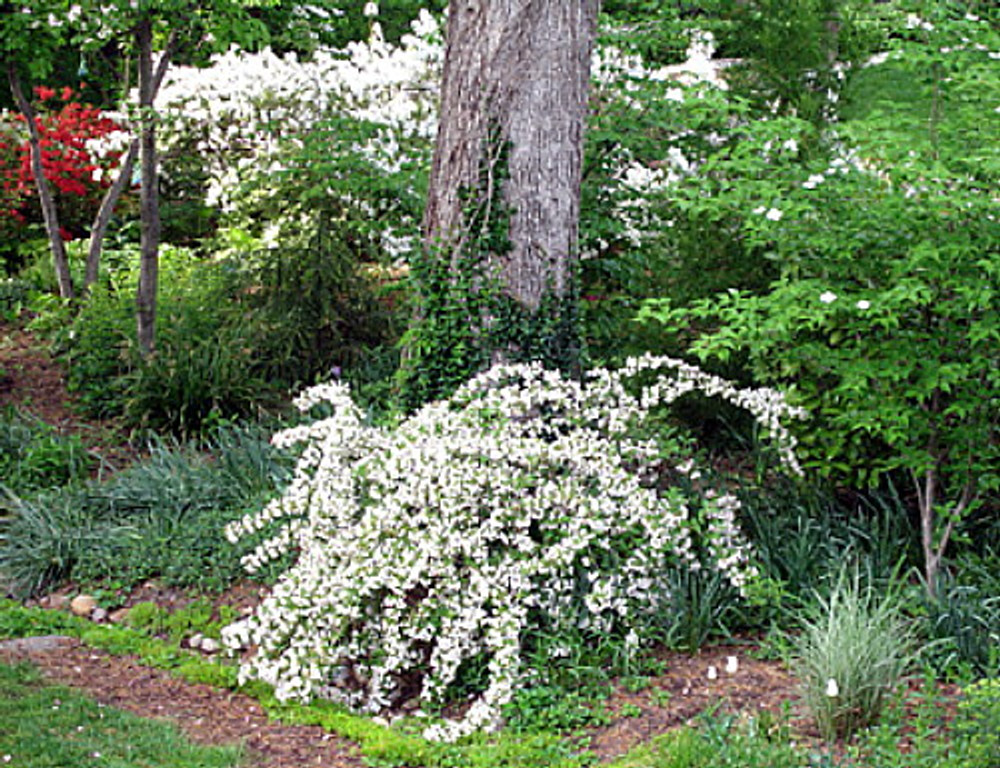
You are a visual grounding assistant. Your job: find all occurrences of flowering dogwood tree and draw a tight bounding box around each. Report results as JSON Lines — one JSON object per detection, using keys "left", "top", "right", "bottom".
{"left": 640, "top": 4, "right": 999, "bottom": 596}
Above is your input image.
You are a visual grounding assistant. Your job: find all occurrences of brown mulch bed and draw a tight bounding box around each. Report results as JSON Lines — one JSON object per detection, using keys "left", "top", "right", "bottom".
{"left": 0, "top": 324, "right": 72, "bottom": 424}
{"left": 0, "top": 637, "right": 367, "bottom": 768}
{"left": 1, "top": 626, "right": 809, "bottom": 766}
{"left": 589, "top": 643, "right": 804, "bottom": 760}
{"left": 0, "top": 323, "right": 139, "bottom": 469}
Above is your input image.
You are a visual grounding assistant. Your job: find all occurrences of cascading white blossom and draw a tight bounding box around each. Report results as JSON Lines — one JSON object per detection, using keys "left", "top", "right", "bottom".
{"left": 223, "top": 357, "right": 805, "bottom": 741}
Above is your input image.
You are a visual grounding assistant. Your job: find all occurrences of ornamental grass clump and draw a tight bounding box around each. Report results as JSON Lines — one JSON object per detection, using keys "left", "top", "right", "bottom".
{"left": 793, "top": 569, "right": 914, "bottom": 741}
{"left": 223, "top": 356, "right": 805, "bottom": 741}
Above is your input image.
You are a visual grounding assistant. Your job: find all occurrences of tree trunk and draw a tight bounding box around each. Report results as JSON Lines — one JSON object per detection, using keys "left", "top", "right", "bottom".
{"left": 135, "top": 17, "right": 164, "bottom": 357}
{"left": 85, "top": 139, "right": 138, "bottom": 291}
{"left": 7, "top": 61, "right": 75, "bottom": 299}
{"left": 87, "top": 27, "right": 175, "bottom": 295}
{"left": 423, "top": 0, "right": 599, "bottom": 331}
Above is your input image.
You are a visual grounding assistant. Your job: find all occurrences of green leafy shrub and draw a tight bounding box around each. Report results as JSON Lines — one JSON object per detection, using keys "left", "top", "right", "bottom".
{"left": 216, "top": 210, "right": 395, "bottom": 393}
{"left": 0, "top": 408, "right": 92, "bottom": 494}
{"left": 792, "top": 568, "right": 914, "bottom": 740}
{"left": 223, "top": 357, "right": 804, "bottom": 741}
{"left": 849, "top": 672, "right": 1000, "bottom": 768}
{"left": 640, "top": 9, "right": 999, "bottom": 594}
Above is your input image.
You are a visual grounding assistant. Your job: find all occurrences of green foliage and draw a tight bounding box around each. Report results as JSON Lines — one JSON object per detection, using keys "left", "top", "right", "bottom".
{"left": 0, "top": 661, "right": 243, "bottom": 768}
{"left": 723, "top": 0, "right": 858, "bottom": 124}
{"left": 126, "top": 598, "right": 238, "bottom": 643}
{"left": 216, "top": 214, "right": 395, "bottom": 395}
{"left": 0, "top": 1, "right": 69, "bottom": 84}
{"left": 917, "top": 552, "right": 1000, "bottom": 678}
{"left": 600, "top": 2, "right": 722, "bottom": 67}
{"left": 640, "top": 9, "right": 999, "bottom": 589}
{"left": 849, "top": 673, "right": 1000, "bottom": 768}
{"left": 0, "top": 424, "right": 290, "bottom": 596}
{"left": 503, "top": 685, "right": 610, "bottom": 734}
{"left": 0, "top": 408, "right": 92, "bottom": 494}
{"left": 0, "top": 599, "right": 80, "bottom": 638}
{"left": 59, "top": 245, "right": 274, "bottom": 432}
{"left": 607, "top": 712, "right": 806, "bottom": 768}
{"left": 125, "top": 600, "right": 169, "bottom": 633}
{"left": 0, "top": 278, "right": 32, "bottom": 321}
{"left": 0, "top": 490, "right": 133, "bottom": 597}
{"left": 791, "top": 568, "right": 914, "bottom": 740}
{"left": 0, "top": 601, "right": 595, "bottom": 768}
{"left": 650, "top": 567, "right": 740, "bottom": 653}
{"left": 70, "top": 426, "right": 291, "bottom": 591}
{"left": 739, "top": 479, "right": 918, "bottom": 616}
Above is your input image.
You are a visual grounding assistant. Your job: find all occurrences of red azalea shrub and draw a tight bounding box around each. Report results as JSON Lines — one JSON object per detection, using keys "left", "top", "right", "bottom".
{"left": 0, "top": 86, "right": 127, "bottom": 243}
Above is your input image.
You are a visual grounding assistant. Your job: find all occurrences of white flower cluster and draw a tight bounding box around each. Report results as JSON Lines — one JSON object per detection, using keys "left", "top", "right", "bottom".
{"left": 155, "top": 18, "right": 739, "bottom": 258}
{"left": 223, "top": 357, "right": 805, "bottom": 741}
{"left": 154, "top": 10, "right": 442, "bottom": 215}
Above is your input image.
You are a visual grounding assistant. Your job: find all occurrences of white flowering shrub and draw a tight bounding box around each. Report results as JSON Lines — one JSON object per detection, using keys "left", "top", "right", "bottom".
{"left": 154, "top": 10, "right": 442, "bottom": 257}
{"left": 223, "top": 356, "right": 804, "bottom": 740}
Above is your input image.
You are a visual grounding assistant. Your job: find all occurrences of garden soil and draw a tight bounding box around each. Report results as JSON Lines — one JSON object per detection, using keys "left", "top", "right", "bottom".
{"left": 0, "top": 324, "right": 139, "bottom": 469}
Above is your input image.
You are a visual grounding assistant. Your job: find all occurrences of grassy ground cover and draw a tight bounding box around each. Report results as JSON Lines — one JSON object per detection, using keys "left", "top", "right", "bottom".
{"left": 0, "top": 660, "right": 243, "bottom": 768}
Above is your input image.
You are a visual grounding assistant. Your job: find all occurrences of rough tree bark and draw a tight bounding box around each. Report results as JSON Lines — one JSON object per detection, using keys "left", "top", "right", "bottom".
{"left": 424, "top": 0, "right": 599, "bottom": 321}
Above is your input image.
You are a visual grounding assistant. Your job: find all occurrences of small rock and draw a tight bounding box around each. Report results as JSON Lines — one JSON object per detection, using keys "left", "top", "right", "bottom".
{"left": 91, "top": 607, "right": 109, "bottom": 623}
{"left": 199, "top": 637, "right": 221, "bottom": 654}
{"left": 48, "top": 594, "right": 71, "bottom": 611}
{"left": 70, "top": 595, "right": 98, "bottom": 617}
{"left": 189, "top": 633, "right": 204, "bottom": 650}
{"left": 0, "top": 635, "right": 74, "bottom": 653}
{"left": 108, "top": 608, "right": 130, "bottom": 624}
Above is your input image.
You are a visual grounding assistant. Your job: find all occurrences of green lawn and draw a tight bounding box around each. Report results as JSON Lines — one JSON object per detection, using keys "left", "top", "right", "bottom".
{"left": 0, "top": 661, "right": 244, "bottom": 768}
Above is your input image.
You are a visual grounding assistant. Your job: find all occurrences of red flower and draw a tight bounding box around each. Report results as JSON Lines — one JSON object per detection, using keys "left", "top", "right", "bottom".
{"left": 1, "top": 88, "right": 126, "bottom": 230}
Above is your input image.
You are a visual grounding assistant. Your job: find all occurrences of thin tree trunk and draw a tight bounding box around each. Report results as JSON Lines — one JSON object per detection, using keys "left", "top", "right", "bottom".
{"left": 85, "top": 43, "right": 173, "bottom": 294}
{"left": 7, "top": 61, "right": 74, "bottom": 299}
{"left": 424, "top": 0, "right": 599, "bottom": 313}
{"left": 134, "top": 18, "right": 179, "bottom": 356}
{"left": 85, "top": 139, "right": 138, "bottom": 290}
